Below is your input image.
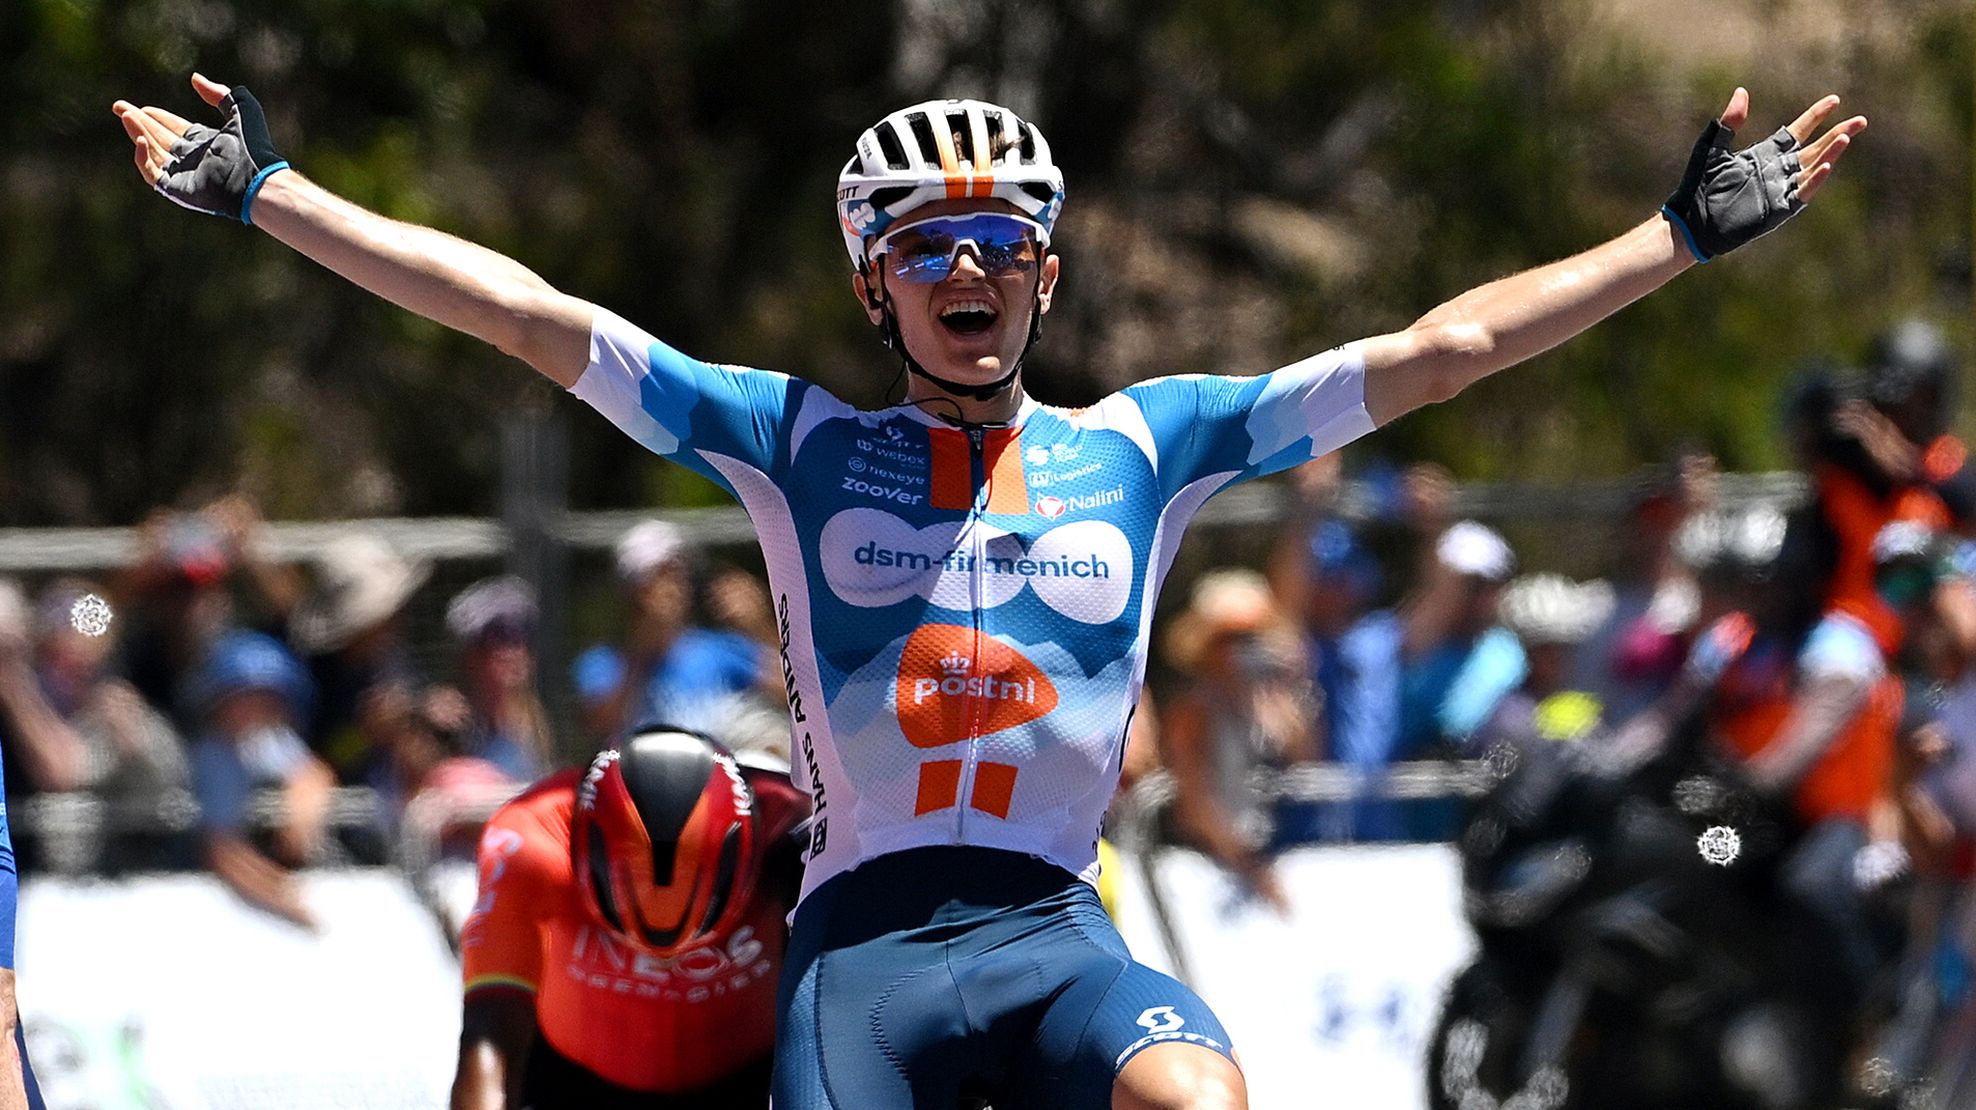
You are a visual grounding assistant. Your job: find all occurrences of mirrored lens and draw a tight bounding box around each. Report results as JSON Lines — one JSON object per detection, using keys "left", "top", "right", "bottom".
{"left": 877, "top": 214, "right": 1041, "bottom": 284}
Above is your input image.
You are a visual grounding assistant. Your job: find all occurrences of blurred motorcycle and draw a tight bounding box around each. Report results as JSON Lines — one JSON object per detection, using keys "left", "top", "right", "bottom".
{"left": 1425, "top": 729, "right": 1865, "bottom": 1110}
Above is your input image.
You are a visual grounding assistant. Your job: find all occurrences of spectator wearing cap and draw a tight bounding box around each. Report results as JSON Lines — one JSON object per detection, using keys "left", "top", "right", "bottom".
{"left": 0, "top": 578, "right": 190, "bottom": 871}
{"left": 572, "top": 522, "right": 773, "bottom": 744}
{"left": 445, "top": 576, "right": 551, "bottom": 779}
{"left": 1160, "top": 570, "right": 1316, "bottom": 912}
{"left": 289, "top": 534, "right": 429, "bottom": 780}
{"left": 1335, "top": 520, "right": 1524, "bottom": 841}
{"left": 1397, "top": 521, "right": 1526, "bottom": 755}
{"left": 188, "top": 631, "right": 332, "bottom": 929}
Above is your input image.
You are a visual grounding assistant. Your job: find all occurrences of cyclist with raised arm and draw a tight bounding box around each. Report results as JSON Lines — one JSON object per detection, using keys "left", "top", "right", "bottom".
{"left": 117, "top": 73, "right": 1863, "bottom": 1109}
{"left": 452, "top": 728, "right": 807, "bottom": 1109}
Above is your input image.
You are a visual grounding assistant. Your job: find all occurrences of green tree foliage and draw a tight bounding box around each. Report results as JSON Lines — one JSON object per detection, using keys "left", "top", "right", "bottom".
{"left": 1, "top": 0, "right": 1967, "bottom": 525}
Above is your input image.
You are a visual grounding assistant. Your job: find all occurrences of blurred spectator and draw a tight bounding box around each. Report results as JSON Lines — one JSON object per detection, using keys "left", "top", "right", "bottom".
{"left": 188, "top": 631, "right": 331, "bottom": 929}
{"left": 444, "top": 576, "right": 552, "bottom": 779}
{"left": 1270, "top": 518, "right": 1394, "bottom": 841}
{"left": 573, "top": 522, "right": 774, "bottom": 744}
{"left": 0, "top": 578, "right": 189, "bottom": 871}
{"left": 1570, "top": 455, "right": 1716, "bottom": 718}
{"left": 362, "top": 682, "right": 513, "bottom": 851}
{"left": 1160, "top": 570, "right": 1317, "bottom": 911}
{"left": 289, "top": 534, "right": 429, "bottom": 780}
{"left": 1786, "top": 353, "right": 1953, "bottom": 661}
{"left": 113, "top": 495, "right": 307, "bottom": 736}
{"left": 1398, "top": 521, "right": 1525, "bottom": 755}
{"left": 1478, "top": 574, "right": 1616, "bottom": 750}
{"left": 114, "top": 507, "right": 235, "bottom": 732}
{"left": 1369, "top": 521, "right": 1525, "bottom": 839}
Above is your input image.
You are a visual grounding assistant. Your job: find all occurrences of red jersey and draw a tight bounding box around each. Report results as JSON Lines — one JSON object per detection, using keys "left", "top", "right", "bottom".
{"left": 460, "top": 764, "right": 807, "bottom": 1093}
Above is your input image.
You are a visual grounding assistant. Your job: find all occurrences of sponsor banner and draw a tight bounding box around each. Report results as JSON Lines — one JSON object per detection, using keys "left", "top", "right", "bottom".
{"left": 16, "top": 870, "right": 460, "bottom": 1109}
{"left": 1111, "top": 844, "right": 1474, "bottom": 1110}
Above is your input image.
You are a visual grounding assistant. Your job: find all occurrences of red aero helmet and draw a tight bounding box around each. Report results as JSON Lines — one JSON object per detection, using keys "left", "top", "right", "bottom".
{"left": 572, "top": 729, "right": 758, "bottom": 954}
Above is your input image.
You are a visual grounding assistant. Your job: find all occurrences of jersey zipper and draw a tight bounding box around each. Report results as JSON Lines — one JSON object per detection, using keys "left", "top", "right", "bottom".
{"left": 956, "top": 427, "right": 989, "bottom": 841}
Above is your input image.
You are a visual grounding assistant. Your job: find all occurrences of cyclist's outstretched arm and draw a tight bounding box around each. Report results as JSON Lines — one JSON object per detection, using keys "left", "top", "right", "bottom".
{"left": 114, "top": 74, "right": 591, "bottom": 385}
{"left": 1358, "top": 88, "right": 1865, "bottom": 426}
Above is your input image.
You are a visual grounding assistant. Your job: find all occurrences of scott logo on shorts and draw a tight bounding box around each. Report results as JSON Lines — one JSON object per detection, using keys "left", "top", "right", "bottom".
{"left": 1137, "top": 1006, "right": 1186, "bottom": 1034}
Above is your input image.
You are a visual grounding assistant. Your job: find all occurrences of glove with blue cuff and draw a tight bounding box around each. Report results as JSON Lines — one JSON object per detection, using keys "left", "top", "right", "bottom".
{"left": 1661, "top": 117, "right": 1803, "bottom": 262}
{"left": 154, "top": 86, "right": 290, "bottom": 225}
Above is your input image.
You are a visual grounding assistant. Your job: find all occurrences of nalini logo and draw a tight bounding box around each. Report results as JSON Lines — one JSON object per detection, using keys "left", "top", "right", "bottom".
{"left": 895, "top": 624, "right": 1058, "bottom": 747}
{"left": 1033, "top": 487, "right": 1124, "bottom": 516}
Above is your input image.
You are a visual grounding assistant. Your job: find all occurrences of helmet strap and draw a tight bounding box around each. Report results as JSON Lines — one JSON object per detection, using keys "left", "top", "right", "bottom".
{"left": 863, "top": 262, "right": 1038, "bottom": 406}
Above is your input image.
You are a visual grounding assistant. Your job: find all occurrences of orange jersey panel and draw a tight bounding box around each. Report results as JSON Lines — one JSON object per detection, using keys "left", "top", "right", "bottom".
{"left": 460, "top": 767, "right": 807, "bottom": 1093}
{"left": 1816, "top": 464, "right": 1949, "bottom": 655}
{"left": 1710, "top": 632, "right": 1897, "bottom": 824}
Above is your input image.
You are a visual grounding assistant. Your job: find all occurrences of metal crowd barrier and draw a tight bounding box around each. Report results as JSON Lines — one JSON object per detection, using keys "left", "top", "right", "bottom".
{"left": 0, "top": 474, "right": 1809, "bottom": 572}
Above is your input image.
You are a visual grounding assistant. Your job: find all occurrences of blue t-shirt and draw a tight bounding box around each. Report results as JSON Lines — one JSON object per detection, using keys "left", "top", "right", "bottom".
{"left": 1398, "top": 626, "right": 1527, "bottom": 756}
{"left": 572, "top": 628, "right": 766, "bottom": 734}
{"left": 190, "top": 726, "right": 311, "bottom": 834}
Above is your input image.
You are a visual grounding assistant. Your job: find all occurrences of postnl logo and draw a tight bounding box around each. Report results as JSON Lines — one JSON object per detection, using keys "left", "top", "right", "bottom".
{"left": 895, "top": 624, "right": 1058, "bottom": 747}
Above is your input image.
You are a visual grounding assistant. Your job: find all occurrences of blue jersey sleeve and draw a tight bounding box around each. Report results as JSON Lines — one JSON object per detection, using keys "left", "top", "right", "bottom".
{"left": 0, "top": 753, "right": 15, "bottom": 970}
{"left": 1122, "top": 342, "right": 1375, "bottom": 500}
{"left": 569, "top": 309, "right": 803, "bottom": 490}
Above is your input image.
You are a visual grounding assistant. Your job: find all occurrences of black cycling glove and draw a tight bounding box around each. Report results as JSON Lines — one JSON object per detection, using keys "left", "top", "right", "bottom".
{"left": 155, "top": 86, "right": 290, "bottom": 225}
{"left": 1661, "top": 118, "right": 1803, "bottom": 263}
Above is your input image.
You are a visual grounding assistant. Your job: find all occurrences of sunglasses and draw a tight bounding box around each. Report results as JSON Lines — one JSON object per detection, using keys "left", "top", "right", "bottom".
{"left": 868, "top": 212, "right": 1047, "bottom": 284}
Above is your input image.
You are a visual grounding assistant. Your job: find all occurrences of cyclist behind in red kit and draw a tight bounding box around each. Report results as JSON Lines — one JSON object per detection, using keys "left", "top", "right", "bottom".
{"left": 451, "top": 728, "right": 807, "bottom": 1110}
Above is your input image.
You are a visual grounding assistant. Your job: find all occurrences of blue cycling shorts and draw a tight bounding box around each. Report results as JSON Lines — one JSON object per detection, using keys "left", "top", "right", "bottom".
{"left": 772, "top": 846, "right": 1234, "bottom": 1109}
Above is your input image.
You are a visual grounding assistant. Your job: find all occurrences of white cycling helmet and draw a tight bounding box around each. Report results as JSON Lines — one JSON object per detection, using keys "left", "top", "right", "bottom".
{"left": 836, "top": 98, "right": 1065, "bottom": 271}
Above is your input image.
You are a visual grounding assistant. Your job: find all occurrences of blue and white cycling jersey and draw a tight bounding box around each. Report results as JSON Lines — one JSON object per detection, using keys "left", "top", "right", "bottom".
{"left": 572, "top": 309, "right": 1376, "bottom": 903}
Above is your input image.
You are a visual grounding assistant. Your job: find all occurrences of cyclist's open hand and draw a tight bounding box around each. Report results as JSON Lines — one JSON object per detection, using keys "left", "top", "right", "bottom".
{"left": 1662, "top": 87, "right": 1866, "bottom": 261}
{"left": 114, "top": 73, "right": 290, "bottom": 222}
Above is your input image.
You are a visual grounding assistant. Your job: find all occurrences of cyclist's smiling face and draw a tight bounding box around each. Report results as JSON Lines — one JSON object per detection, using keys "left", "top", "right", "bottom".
{"left": 857, "top": 199, "right": 1060, "bottom": 400}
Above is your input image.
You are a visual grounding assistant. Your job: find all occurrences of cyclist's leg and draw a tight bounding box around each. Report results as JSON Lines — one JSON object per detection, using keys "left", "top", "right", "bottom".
{"left": 997, "top": 885, "right": 1241, "bottom": 1110}
{"left": 1112, "top": 1043, "right": 1246, "bottom": 1110}
{"left": 14, "top": 1015, "right": 39, "bottom": 1110}
{"left": 773, "top": 908, "right": 974, "bottom": 1109}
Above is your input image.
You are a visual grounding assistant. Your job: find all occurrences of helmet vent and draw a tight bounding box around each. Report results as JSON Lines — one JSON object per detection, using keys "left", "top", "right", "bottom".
{"left": 947, "top": 109, "right": 974, "bottom": 165}
{"left": 1016, "top": 120, "right": 1037, "bottom": 161}
{"left": 1019, "top": 181, "right": 1056, "bottom": 208}
{"left": 874, "top": 121, "right": 910, "bottom": 171}
{"left": 905, "top": 112, "right": 939, "bottom": 169}
{"left": 868, "top": 185, "right": 914, "bottom": 212}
